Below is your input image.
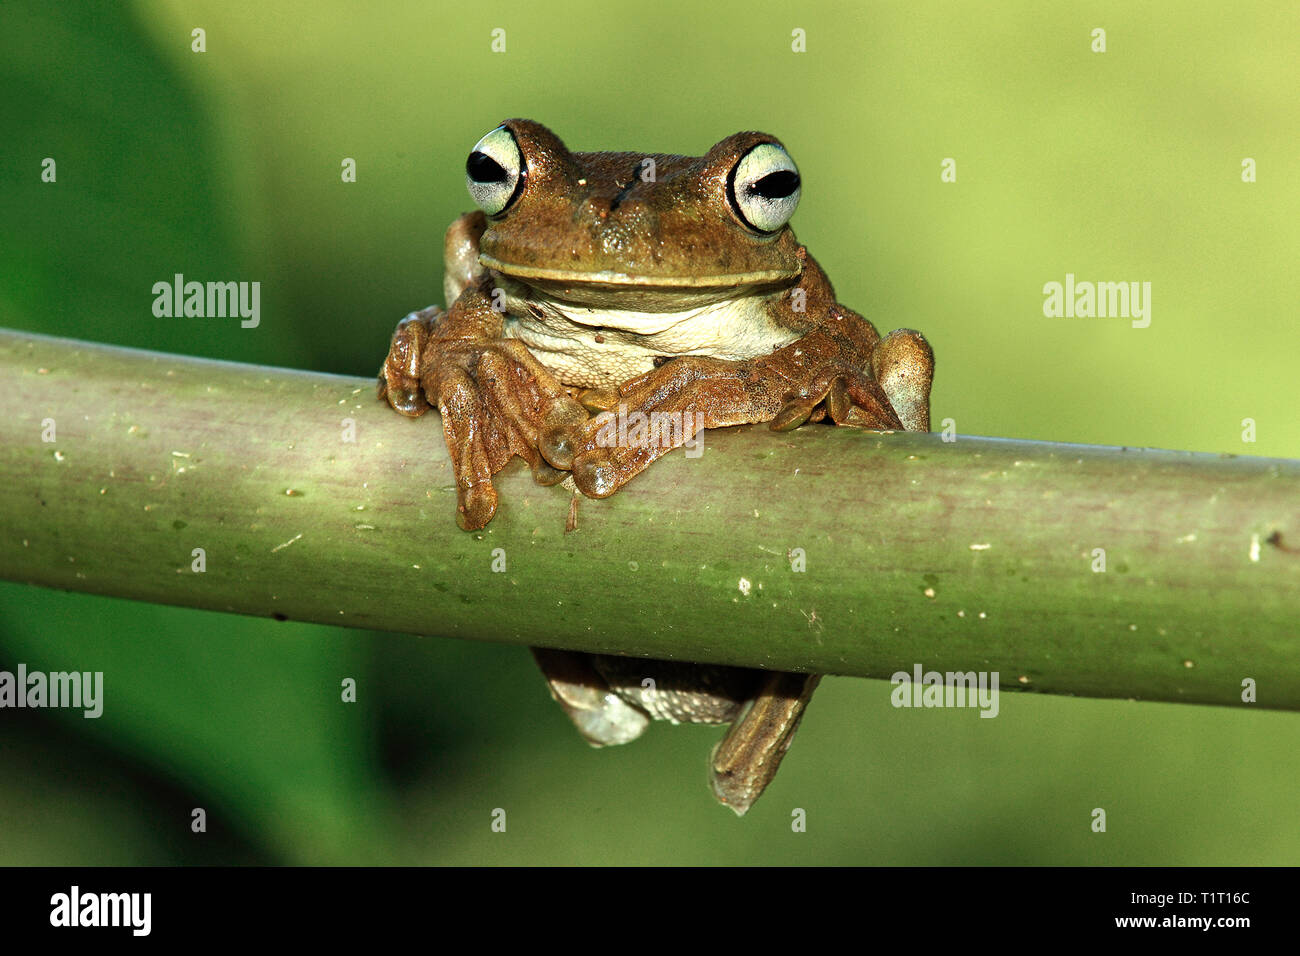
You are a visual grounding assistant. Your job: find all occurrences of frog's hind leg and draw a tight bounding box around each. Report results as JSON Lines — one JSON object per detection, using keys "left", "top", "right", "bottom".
{"left": 870, "top": 328, "right": 934, "bottom": 432}
{"left": 710, "top": 671, "right": 822, "bottom": 816}
{"left": 530, "top": 647, "right": 650, "bottom": 747}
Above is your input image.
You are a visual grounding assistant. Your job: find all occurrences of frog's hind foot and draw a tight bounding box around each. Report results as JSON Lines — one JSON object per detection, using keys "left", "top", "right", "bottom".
{"left": 531, "top": 647, "right": 650, "bottom": 746}
{"left": 710, "top": 671, "right": 821, "bottom": 816}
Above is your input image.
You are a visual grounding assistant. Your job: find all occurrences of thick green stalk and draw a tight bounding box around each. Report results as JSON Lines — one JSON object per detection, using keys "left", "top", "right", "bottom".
{"left": 1, "top": 329, "right": 1297, "bottom": 709}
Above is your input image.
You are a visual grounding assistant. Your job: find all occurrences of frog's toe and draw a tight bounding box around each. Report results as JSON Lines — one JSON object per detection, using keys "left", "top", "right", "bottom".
{"left": 437, "top": 366, "right": 502, "bottom": 530}
{"left": 455, "top": 483, "right": 497, "bottom": 531}
{"left": 539, "top": 428, "right": 576, "bottom": 470}
{"left": 539, "top": 398, "right": 589, "bottom": 470}
{"left": 709, "top": 671, "right": 821, "bottom": 816}
{"left": 570, "top": 452, "right": 621, "bottom": 498}
{"left": 532, "top": 459, "right": 568, "bottom": 486}
{"left": 770, "top": 395, "right": 819, "bottom": 431}
{"left": 770, "top": 372, "right": 896, "bottom": 431}
{"left": 383, "top": 384, "right": 428, "bottom": 417}
{"left": 378, "top": 309, "right": 444, "bottom": 417}
{"left": 571, "top": 437, "right": 674, "bottom": 498}
{"left": 824, "top": 371, "right": 902, "bottom": 430}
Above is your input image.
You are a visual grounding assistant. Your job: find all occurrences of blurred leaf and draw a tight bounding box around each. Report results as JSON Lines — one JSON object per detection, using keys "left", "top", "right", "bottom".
{"left": 0, "top": 584, "right": 390, "bottom": 863}
{"left": 0, "top": 0, "right": 301, "bottom": 366}
{"left": 0, "top": 1, "right": 389, "bottom": 864}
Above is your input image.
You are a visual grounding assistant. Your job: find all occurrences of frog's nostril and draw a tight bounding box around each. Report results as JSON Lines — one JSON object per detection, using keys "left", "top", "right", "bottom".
{"left": 608, "top": 184, "right": 635, "bottom": 214}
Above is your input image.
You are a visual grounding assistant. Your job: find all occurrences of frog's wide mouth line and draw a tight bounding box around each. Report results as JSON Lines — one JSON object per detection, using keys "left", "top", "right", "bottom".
{"left": 478, "top": 255, "right": 800, "bottom": 289}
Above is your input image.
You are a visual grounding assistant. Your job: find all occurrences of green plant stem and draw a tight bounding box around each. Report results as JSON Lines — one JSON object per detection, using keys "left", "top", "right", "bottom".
{"left": 1, "top": 328, "right": 1297, "bottom": 710}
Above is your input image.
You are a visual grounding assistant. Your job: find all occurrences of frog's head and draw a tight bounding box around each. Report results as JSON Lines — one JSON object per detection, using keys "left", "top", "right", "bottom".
{"left": 464, "top": 119, "right": 805, "bottom": 309}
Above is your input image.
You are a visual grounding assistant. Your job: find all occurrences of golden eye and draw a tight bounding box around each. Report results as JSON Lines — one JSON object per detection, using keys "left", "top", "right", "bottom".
{"left": 729, "top": 142, "right": 801, "bottom": 233}
{"left": 466, "top": 125, "right": 525, "bottom": 216}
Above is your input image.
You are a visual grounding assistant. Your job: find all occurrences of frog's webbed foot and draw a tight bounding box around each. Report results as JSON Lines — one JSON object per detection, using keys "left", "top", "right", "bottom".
{"left": 767, "top": 316, "right": 932, "bottom": 433}
{"left": 378, "top": 298, "right": 587, "bottom": 529}
{"left": 767, "top": 367, "right": 902, "bottom": 432}
{"left": 711, "top": 671, "right": 821, "bottom": 816}
{"left": 537, "top": 312, "right": 931, "bottom": 499}
{"left": 593, "top": 657, "right": 823, "bottom": 816}
{"left": 431, "top": 338, "right": 587, "bottom": 529}
{"left": 538, "top": 354, "right": 777, "bottom": 499}
{"left": 530, "top": 648, "right": 650, "bottom": 746}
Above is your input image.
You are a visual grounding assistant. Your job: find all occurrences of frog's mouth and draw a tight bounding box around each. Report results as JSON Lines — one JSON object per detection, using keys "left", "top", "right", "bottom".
{"left": 480, "top": 256, "right": 801, "bottom": 311}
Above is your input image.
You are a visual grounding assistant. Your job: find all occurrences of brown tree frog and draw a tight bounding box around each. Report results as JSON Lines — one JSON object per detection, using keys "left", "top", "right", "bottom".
{"left": 378, "top": 119, "right": 934, "bottom": 814}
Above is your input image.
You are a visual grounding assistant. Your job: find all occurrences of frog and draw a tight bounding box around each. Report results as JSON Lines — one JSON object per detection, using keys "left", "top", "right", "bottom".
{"left": 377, "top": 119, "right": 934, "bottom": 815}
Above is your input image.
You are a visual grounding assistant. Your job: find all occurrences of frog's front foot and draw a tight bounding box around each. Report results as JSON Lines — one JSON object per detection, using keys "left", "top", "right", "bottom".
{"left": 435, "top": 339, "right": 589, "bottom": 529}
{"left": 378, "top": 306, "right": 587, "bottom": 529}
{"left": 767, "top": 320, "right": 933, "bottom": 434}
{"left": 537, "top": 354, "right": 753, "bottom": 498}
{"left": 537, "top": 350, "right": 893, "bottom": 499}
{"left": 538, "top": 315, "right": 934, "bottom": 500}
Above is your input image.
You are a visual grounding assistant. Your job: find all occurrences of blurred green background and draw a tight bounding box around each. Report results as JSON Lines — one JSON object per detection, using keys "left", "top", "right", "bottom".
{"left": 1, "top": 0, "right": 1297, "bottom": 864}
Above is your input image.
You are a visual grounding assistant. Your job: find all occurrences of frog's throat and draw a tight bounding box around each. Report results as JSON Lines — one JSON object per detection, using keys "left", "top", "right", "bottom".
{"left": 478, "top": 255, "right": 800, "bottom": 291}
{"left": 497, "top": 280, "right": 802, "bottom": 389}
{"left": 526, "top": 294, "right": 784, "bottom": 338}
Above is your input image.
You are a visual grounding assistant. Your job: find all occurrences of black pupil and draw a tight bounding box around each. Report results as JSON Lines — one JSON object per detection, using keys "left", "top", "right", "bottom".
{"left": 467, "top": 151, "right": 507, "bottom": 183}
{"left": 749, "top": 170, "right": 799, "bottom": 200}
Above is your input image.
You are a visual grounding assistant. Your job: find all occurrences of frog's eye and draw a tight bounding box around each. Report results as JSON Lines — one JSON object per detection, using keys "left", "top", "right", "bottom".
{"left": 466, "top": 125, "right": 525, "bottom": 216}
{"left": 729, "top": 142, "right": 801, "bottom": 233}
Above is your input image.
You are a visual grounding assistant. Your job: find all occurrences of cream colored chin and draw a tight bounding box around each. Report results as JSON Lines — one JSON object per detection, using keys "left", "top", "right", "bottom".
{"left": 500, "top": 286, "right": 802, "bottom": 389}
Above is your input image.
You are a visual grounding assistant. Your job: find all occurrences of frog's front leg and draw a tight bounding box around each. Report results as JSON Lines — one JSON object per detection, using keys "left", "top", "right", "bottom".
{"left": 376, "top": 283, "right": 589, "bottom": 529}
{"left": 540, "top": 308, "right": 934, "bottom": 498}
{"left": 442, "top": 211, "right": 488, "bottom": 305}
